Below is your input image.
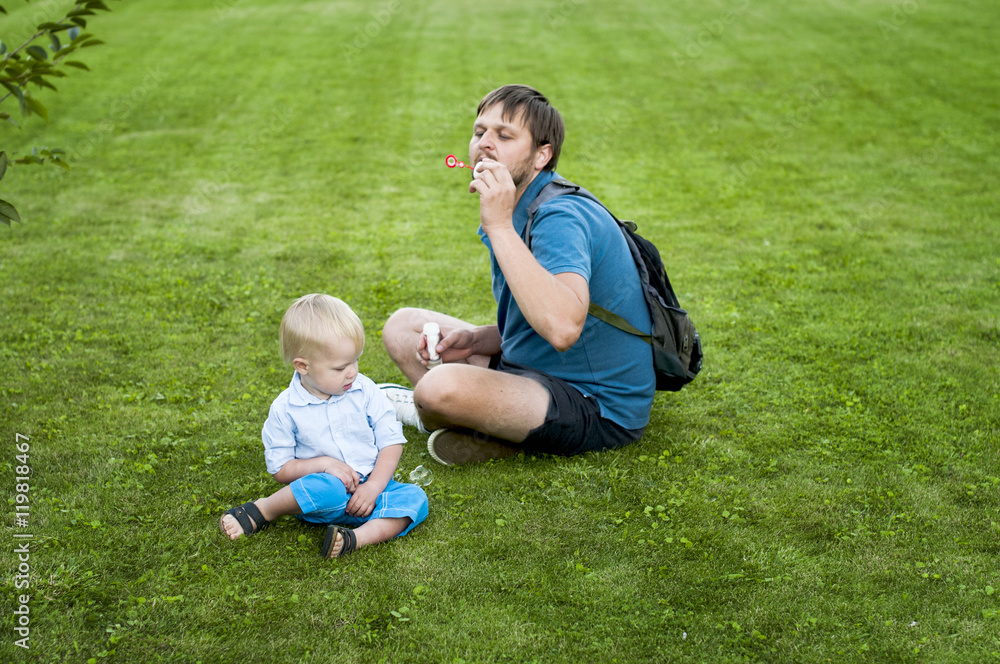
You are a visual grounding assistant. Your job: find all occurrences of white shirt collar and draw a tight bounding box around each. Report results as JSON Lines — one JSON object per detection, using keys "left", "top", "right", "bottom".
{"left": 286, "top": 371, "right": 362, "bottom": 406}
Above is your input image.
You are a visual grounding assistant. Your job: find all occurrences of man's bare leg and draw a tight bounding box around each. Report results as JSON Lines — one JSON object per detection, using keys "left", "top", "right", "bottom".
{"left": 383, "top": 307, "right": 550, "bottom": 444}
{"left": 382, "top": 307, "right": 491, "bottom": 385}
{"left": 415, "top": 363, "right": 549, "bottom": 443}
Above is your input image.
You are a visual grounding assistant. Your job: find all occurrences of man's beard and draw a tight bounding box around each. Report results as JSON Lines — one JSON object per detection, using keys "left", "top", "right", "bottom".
{"left": 507, "top": 151, "right": 537, "bottom": 189}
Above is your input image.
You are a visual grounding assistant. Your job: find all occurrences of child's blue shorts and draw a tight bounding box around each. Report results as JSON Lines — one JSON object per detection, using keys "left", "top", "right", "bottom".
{"left": 289, "top": 472, "right": 428, "bottom": 537}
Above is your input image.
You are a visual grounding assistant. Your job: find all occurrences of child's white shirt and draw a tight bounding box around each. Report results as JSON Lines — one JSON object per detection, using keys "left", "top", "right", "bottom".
{"left": 261, "top": 372, "right": 405, "bottom": 477}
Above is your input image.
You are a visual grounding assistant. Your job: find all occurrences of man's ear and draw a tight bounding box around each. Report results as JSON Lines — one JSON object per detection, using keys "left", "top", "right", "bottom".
{"left": 534, "top": 143, "right": 553, "bottom": 171}
{"left": 292, "top": 357, "right": 309, "bottom": 374}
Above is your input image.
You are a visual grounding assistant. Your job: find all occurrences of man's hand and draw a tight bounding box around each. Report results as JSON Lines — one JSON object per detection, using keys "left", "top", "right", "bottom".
{"left": 417, "top": 326, "right": 477, "bottom": 364}
{"left": 435, "top": 327, "right": 476, "bottom": 363}
{"left": 468, "top": 158, "right": 516, "bottom": 236}
{"left": 417, "top": 325, "right": 501, "bottom": 365}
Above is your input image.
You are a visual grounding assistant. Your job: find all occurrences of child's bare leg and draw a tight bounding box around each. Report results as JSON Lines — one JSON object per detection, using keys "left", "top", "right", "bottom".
{"left": 327, "top": 517, "right": 411, "bottom": 557}
{"left": 220, "top": 486, "right": 302, "bottom": 540}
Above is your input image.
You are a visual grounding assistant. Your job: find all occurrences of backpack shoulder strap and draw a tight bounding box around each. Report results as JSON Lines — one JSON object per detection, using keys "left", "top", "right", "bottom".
{"left": 523, "top": 178, "right": 612, "bottom": 250}
{"left": 523, "top": 178, "right": 651, "bottom": 342}
{"left": 526, "top": 178, "right": 582, "bottom": 220}
{"left": 587, "top": 302, "right": 651, "bottom": 342}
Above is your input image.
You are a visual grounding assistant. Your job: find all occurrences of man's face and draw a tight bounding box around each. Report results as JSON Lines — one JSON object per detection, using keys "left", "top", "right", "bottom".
{"left": 469, "top": 104, "right": 545, "bottom": 190}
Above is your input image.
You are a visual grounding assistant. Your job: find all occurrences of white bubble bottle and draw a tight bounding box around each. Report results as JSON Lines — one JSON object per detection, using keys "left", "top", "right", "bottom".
{"left": 423, "top": 322, "right": 442, "bottom": 368}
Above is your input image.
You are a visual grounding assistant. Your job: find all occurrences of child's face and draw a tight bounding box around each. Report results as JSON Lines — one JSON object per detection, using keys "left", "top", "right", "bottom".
{"left": 295, "top": 337, "right": 361, "bottom": 400}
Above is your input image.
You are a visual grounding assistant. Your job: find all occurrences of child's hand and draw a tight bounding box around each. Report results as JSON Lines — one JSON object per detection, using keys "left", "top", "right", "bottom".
{"left": 322, "top": 459, "right": 359, "bottom": 493}
{"left": 346, "top": 481, "right": 379, "bottom": 518}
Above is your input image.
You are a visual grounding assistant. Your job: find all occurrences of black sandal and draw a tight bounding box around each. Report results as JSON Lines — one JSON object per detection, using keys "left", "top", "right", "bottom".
{"left": 321, "top": 525, "right": 358, "bottom": 559}
{"left": 220, "top": 501, "right": 270, "bottom": 537}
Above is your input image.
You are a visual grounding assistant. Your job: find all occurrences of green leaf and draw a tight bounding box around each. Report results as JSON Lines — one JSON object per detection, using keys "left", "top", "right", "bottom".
{"left": 22, "top": 95, "right": 48, "bottom": 120}
{"left": 26, "top": 46, "right": 49, "bottom": 61}
{"left": 0, "top": 151, "right": 6, "bottom": 181}
{"left": 0, "top": 198, "right": 22, "bottom": 225}
{"left": 81, "top": 39, "right": 105, "bottom": 48}
{"left": 11, "top": 84, "right": 25, "bottom": 105}
{"left": 30, "top": 76, "right": 59, "bottom": 92}
{"left": 64, "top": 61, "right": 91, "bottom": 71}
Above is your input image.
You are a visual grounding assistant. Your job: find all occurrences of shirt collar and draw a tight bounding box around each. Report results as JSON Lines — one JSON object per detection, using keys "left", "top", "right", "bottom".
{"left": 513, "top": 169, "right": 558, "bottom": 232}
{"left": 287, "top": 371, "right": 362, "bottom": 406}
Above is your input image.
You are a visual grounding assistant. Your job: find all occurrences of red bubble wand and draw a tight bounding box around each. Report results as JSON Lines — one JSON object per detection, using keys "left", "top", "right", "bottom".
{"left": 445, "top": 154, "right": 474, "bottom": 170}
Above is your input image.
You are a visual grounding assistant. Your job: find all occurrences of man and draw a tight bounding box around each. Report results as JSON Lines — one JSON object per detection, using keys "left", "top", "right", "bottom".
{"left": 381, "top": 84, "right": 655, "bottom": 465}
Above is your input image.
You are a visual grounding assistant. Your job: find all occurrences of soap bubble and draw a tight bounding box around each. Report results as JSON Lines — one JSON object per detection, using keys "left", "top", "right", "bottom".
{"left": 409, "top": 465, "right": 433, "bottom": 487}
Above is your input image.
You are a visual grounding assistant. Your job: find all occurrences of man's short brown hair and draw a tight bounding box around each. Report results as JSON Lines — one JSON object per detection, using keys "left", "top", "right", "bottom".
{"left": 477, "top": 84, "right": 565, "bottom": 171}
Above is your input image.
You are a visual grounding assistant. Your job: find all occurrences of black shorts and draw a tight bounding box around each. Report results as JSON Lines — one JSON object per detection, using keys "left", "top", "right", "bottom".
{"left": 490, "top": 355, "right": 646, "bottom": 457}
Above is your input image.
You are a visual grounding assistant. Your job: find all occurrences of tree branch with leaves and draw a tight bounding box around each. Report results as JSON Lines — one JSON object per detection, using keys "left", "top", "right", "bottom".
{"left": 0, "top": 0, "right": 119, "bottom": 226}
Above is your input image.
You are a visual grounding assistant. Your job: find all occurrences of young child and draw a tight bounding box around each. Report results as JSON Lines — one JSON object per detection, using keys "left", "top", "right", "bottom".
{"left": 220, "top": 293, "right": 428, "bottom": 558}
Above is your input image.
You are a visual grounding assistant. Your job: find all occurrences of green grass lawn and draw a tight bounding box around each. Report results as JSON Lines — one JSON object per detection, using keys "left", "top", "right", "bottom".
{"left": 2, "top": 0, "right": 998, "bottom": 662}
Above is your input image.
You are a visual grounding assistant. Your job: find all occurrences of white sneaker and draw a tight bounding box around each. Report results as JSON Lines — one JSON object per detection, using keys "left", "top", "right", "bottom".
{"left": 377, "top": 383, "right": 429, "bottom": 434}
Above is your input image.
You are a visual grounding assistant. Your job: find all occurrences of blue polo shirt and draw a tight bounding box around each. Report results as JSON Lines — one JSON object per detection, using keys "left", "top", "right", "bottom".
{"left": 477, "top": 170, "right": 655, "bottom": 430}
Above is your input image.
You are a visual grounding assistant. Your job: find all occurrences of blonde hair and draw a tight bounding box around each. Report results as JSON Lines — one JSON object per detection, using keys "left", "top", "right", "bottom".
{"left": 279, "top": 294, "right": 365, "bottom": 363}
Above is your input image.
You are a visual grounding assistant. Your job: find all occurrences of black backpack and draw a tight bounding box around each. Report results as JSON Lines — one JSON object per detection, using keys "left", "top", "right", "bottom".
{"left": 524, "top": 178, "right": 703, "bottom": 391}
